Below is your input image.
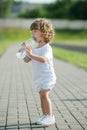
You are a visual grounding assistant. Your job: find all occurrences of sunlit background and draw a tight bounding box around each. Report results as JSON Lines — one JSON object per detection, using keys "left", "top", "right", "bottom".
{"left": 0, "top": 0, "right": 87, "bottom": 69}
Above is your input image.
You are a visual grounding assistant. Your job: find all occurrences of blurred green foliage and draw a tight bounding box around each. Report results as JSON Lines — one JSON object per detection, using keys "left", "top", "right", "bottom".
{"left": 0, "top": 0, "right": 87, "bottom": 19}
{"left": 0, "top": 0, "right": 13, "bottom": 18}
{"left": 18, "top": 0, "right": 87, "bottom": 20}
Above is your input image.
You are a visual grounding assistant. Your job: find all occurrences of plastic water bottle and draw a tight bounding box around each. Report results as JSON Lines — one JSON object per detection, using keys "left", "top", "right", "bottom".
{"left": 16, "top": 38, "right": 36, "bottom": 59}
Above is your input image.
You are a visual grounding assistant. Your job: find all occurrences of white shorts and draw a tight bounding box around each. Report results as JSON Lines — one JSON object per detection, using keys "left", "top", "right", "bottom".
{"left": 34, "top": 82, "right": 55, "bottom": 92}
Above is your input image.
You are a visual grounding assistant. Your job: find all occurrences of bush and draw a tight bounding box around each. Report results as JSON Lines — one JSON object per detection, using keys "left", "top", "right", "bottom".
{"left": 18, "top": 9, "right": 40, "bottom": 18}
{"left": 18, "top": 0, "right": 87, "bottom": 20}
{"left": 69, "top": 1, "right": 87, "bottom": 20}
{"left": 18, "top": 5, "right": 47, "bottom": 18}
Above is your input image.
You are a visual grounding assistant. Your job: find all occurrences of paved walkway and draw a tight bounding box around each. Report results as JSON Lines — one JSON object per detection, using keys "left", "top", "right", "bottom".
{"left": 0, "top": 44, "right": 87, "bottom": 130}
{"left": 52, "top": 44, "right": 87, "bottom": 53}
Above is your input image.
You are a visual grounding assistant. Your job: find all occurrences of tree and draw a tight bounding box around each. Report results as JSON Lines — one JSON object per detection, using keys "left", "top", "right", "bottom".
{"left": 69, "top": 1, "right": 87, "bottom": 20}
{"left": 44, "top": 0, "right": 71, "bottom": 19}
{"left": 0, "top": 0, "right": 14, "bottom": 18}
{"left": 17, "top": 0, "right": 87, "bottom": 20}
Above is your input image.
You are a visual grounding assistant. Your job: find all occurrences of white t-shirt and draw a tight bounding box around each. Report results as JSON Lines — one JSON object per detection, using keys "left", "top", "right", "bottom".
{"left": 31, "top": 44, "right": 56, "bottom": 92}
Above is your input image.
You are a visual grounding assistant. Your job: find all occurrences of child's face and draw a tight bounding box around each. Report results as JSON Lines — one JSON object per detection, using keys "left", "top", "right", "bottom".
{"left": 31, "top": 30, "right": 44, "bottom": 43}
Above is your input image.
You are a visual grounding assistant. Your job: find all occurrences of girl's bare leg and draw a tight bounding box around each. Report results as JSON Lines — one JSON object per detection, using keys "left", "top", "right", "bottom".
{"left": 39, "top": 89, "right": 52, "bottom": 115}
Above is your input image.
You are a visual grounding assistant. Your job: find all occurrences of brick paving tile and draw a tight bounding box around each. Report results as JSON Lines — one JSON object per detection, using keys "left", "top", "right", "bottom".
{"left": 0, "top": 44, "right": 87, "bottom": 130}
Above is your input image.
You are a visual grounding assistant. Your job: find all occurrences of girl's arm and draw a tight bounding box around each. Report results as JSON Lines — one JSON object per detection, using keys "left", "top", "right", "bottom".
{"left": 29, "top": 53, "right": 47, "bottom": 63}
{"left": 26, "top": 46, "right": 47, "bottom": 63}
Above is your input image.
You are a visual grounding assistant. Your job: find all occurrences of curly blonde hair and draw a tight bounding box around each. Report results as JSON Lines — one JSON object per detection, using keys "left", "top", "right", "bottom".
{"left": 30, "top": 18, "right": 55, "bottom": 43}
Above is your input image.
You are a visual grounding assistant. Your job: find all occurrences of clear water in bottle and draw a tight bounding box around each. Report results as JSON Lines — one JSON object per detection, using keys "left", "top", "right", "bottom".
{"left": 16, "top": 38, "right": 36, "bottom": 59}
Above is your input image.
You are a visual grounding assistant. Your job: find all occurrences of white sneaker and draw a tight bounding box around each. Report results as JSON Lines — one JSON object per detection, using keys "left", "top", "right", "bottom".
{"left": 37, "top": 115, "right": 55, "bottom": 125}
{"left": 36, "top": 115, "right": 46, "bottom": 124}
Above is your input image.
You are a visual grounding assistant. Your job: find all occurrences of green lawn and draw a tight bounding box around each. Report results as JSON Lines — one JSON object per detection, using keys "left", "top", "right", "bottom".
{"left": 53, "top": 47, "right": 87, "bottom": 70}
{"left": 0, "top": 28, "right": 87, "bottom": 70}
{"left": 0, "top": 28, "right": 31, "bottom": 54}
{"left": 55, "top": 29, "right": 87, "bottom": 46}
{"left": 0, "top": 28, "right": 31, "bottom": 42}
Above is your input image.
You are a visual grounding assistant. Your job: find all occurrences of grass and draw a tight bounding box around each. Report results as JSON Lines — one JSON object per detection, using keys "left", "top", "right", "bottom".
{"left": 0, "top": 28, "right": 87, "bottom": 70}
{"left": 0, "top": 28, "right": 31, "bottom": 54}
{"left": 53, "top": 47, "right": 87, "bottom": 70}
{"left": 0, "top": 28, "right": 31, "bottom": 42}
{"left": 55, "top": 29, "right": 87, "bottom": 46}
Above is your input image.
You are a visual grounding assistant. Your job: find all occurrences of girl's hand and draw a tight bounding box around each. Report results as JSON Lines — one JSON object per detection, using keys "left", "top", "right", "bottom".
{"left": 21, "top": 42, "right": 26, "bottom": 50}
{"left": 18, "top": 42, "right": 26, "bottom": 52}
{"left": 21, "top": 42, "right": 26, "bottom": 47}
{"left": 26, "top": 45, "right": 32, "bottom": 56}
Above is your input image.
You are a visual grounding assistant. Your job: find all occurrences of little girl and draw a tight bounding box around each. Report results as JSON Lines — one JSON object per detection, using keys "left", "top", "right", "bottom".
{"left": 23, "top": 18, "right": 56, "bottom": 125}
